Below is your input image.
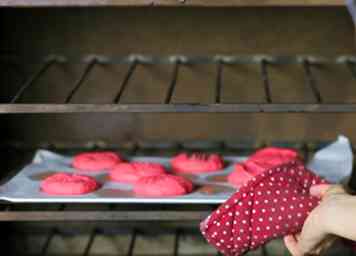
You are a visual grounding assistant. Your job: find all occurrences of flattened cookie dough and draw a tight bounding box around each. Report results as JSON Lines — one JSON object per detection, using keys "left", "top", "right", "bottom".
{"left": 110, "top": 162, "right": 166, "bottom": 183}
{"left": 171, "top": 153, "right": 224, "bottom": 174}
{"left": 134, "top": 174, "right": 193, "bottom": 197}
{"left": 41, "top": 173, "right": 100, "bottom": 195}
{"left": 72, "top": 151, "right": 123, "bottom": 172}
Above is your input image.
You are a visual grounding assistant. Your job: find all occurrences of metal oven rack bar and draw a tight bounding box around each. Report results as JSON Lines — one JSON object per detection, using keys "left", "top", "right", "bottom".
{"left": 19, "top": 219, "right": 356, "bottom": 256}
{"left": 2, "top": 54, "right": 356, "bottom": 113}
{"left": 23, "top": 228, "right": 241, "bottom": 256}
{"left": 65, "top": 58, "right": 98, "bottom": 103}
{"left": 12, "top": 226, "right": 356, "bottom": 256}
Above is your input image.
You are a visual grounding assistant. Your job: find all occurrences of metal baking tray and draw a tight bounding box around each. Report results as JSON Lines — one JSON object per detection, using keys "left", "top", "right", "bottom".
{"left": 1, "top": 136, "right": 351, "bottom": 204}
{"left": 0, "top": 150, "right": 246, "bottom": 204}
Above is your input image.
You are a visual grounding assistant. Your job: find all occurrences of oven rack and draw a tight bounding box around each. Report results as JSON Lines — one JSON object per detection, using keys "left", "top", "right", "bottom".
{"left": 2, "top": 139, "right": 355, "bottom": 221}
{"left": 8, "top": 226, "right": 289, "bottom": 256}
{"left": 7, "top": 222, "right": 354, "bottom": 256}
{"left": 8, "top": 226, "right": 355, "bottom": 256}
{"left": 2, "top": 140, "right": 356, "bottom": 255}
{"left": 2, "top": 54, "right": 356, "bottom": 113}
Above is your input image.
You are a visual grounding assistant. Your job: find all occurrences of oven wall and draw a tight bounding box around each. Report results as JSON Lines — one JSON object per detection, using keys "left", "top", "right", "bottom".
{"left": 1, "top": 7, "right": 354, "bottom": 56}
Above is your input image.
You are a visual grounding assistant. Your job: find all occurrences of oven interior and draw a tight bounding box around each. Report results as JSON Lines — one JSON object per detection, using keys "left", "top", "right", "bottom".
{"left": 1, "top": 5, "right": 356, "bottom": 255}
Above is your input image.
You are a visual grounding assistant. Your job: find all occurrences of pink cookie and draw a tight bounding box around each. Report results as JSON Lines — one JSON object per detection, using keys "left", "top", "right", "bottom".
{"left": 72, "top": 152, "right": 123, "bottom": 172}
{"left": 109, "top": 162, "right": 166, "bottom": 183}
{"left": 244, "top": 147, "right": 299, "bottom": 175}
{"left": 41, "top": 173, "right": 100, "bottom": 195}
{"left": 227, "top": 164, "right": 254, "bottom": 187}
{"left": 134, "top": 174, "right": 193, "bottom": 197}
{"left": 171, "top": 153, "right": 224, "bottom": 174}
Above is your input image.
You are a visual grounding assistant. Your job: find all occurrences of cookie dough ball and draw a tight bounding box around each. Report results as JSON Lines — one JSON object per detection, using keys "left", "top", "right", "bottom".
{"left": 41, "top": 173, "right": 100, "bottom": 195}
{"left": 72, "top": 151, "right": 123, "bottom": 172}
{"left": 134, "top": 174, "right": 193, "bottom": 197}
{"left": 109, "top": 162, "right": 166, "bottom": 183}
{"left": 171, "top": 153, "right": 224, "bottom": 174}
{"left": 227, "top": 164, "right": 254, "bottom": 187}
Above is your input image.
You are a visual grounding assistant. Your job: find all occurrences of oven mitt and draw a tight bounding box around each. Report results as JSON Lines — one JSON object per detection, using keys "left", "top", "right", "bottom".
{"left": 201, "top": 160, "right": 327, "bottom": 256}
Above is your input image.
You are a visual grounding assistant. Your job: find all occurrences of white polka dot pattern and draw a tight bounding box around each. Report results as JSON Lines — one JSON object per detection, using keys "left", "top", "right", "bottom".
{"left": 200, "top": 160, "right": 327, "bottom": 256}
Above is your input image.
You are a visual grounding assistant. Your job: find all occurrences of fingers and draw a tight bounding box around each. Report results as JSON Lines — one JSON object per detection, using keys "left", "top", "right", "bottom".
{"left": 285, "top": 185, "right": 344, "bottom": 256}
{"left": 284, "top": 235, "right": 302, "bottom": 256}
{"left": 298, "top": 210, "right": 325, "bottom": 254}
{"left": 284, "top": 234, "right": 336, "bottom": 256}
{"left": 309, "top": 184, "right": 331, "bottom": 198}
{"left": 310, "top": 184, "right": 345, "bottom": 198}
{"left": 294, "top": 233, "right": 301, "bottom": 241}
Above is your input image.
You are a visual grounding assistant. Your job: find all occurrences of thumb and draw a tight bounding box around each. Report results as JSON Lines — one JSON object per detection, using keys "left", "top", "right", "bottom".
{"left": 284, "top": 235, "right": 302, "bottom": 256}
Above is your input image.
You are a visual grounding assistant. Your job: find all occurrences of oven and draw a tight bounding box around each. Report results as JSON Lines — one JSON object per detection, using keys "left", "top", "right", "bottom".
{"left": 1, "top": 1, "right": 356, "bottom": 255}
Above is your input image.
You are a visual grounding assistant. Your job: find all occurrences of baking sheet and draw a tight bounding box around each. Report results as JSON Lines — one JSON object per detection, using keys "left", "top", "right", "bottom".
{"left": 0, "top": 150, "right": 245, "bottom": 204}
{"left": 0, "top": 136, "right": 352, "bottom": 204}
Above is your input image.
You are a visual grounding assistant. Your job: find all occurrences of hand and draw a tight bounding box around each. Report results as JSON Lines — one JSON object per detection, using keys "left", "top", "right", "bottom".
{"left": 284, "top": 184, "right": 356, "bottom": 256}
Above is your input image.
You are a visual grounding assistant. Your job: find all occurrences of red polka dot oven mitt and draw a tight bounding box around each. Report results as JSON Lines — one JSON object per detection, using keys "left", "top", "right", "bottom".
{"left": 200, "top": 160, "right": 327, "bottom": 256}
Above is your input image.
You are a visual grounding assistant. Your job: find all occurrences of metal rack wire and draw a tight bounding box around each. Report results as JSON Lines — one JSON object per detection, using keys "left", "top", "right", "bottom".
{"left": 3, "top": 54, "right": 356, "bottom": 113}
{"left": 10, "top": 226, "right": 287, "bottom": 256}
{"left": 8, "top": 226, "right": 356, "bottom": 256}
